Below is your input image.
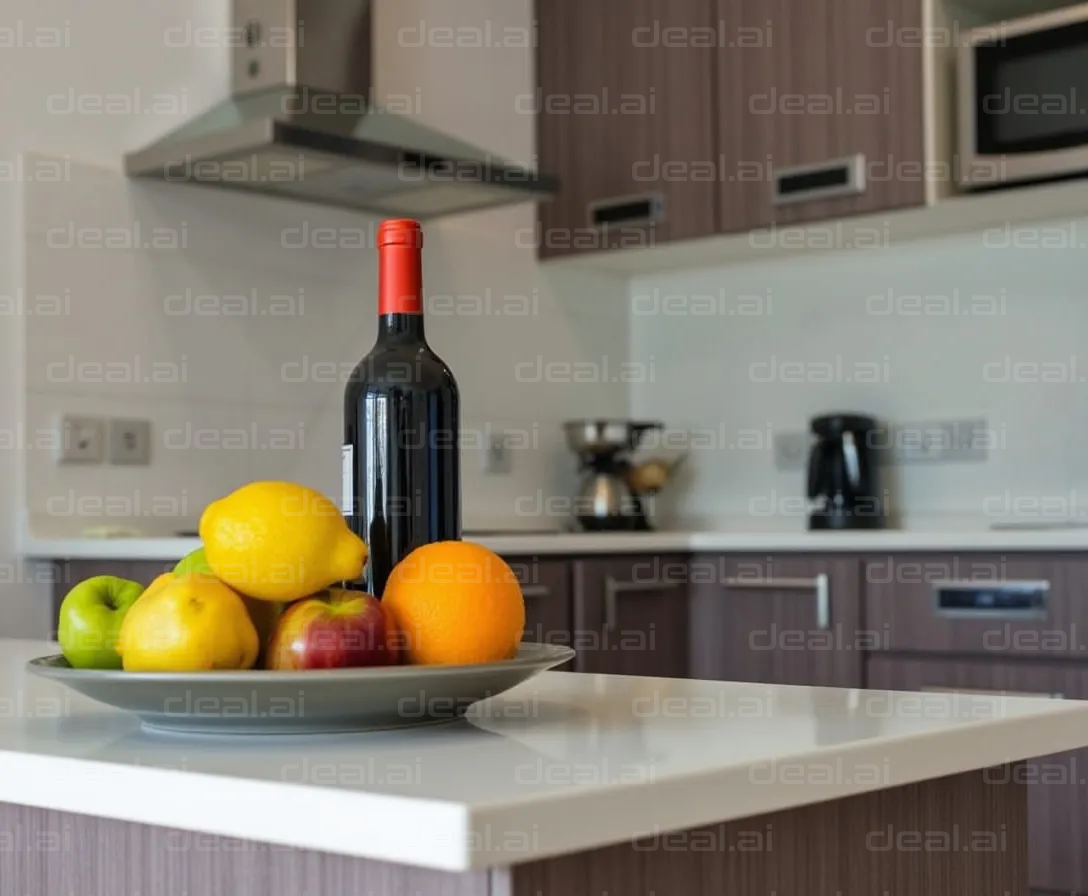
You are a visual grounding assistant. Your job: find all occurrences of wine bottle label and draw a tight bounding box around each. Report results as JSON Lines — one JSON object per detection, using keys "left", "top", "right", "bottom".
{"left": 341, "top": 444, "right": 353, "bottom": 515}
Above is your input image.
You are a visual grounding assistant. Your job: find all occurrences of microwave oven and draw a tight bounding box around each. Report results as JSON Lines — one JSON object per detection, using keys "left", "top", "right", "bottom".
{"left": 960, "top": 3, "right": 1088, "bottom": 189}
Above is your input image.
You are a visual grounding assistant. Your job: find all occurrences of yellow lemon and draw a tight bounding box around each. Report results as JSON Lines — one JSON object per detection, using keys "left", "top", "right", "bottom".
{"left": 118, "top": 578, "right": 259, "bottom": 672}
{"left": 199, "top": 481, "right": 367, "bottom": 602}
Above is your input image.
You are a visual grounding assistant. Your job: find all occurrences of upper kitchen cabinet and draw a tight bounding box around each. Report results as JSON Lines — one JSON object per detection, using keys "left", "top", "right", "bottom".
{"left": 535, "top": 0, "right": 718, "bottom": 259}
{"left": 717, "top": 0, "right": 926, "bottom": 230}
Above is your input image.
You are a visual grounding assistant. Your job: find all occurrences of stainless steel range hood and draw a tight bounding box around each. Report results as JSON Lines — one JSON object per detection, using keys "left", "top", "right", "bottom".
{"left": 124, "top": 0, "right": 557, "bottom": 218}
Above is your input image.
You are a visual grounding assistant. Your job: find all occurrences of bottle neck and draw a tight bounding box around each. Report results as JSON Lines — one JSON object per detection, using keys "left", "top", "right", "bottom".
{"left": 377, "top": 313, "right": 426, "bottom": 343}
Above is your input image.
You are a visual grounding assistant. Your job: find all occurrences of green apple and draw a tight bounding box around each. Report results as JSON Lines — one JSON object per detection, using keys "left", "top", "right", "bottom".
{"left": 58, "top": 576, "right": 144, "bottom": 670}
{"left": 173, "top": 546, "right": 212, "bottom": 579}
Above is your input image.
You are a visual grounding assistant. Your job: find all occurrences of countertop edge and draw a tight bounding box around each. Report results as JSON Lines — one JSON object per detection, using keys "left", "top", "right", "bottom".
{"left": 20, "top": 529, "right": 1088, "bottom": 561}
{"left": 0, "top": 751, "right": 476, "bottom": 872}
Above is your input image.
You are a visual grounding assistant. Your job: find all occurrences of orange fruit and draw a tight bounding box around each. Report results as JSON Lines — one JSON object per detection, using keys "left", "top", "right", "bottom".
{"left": 382, "top": 541, "right": 525, "bottom": 666}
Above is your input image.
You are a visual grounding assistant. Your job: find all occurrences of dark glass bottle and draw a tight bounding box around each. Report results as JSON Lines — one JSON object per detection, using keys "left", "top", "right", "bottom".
{"left": 343, "top": 219, "right": 460, "bottom": 596}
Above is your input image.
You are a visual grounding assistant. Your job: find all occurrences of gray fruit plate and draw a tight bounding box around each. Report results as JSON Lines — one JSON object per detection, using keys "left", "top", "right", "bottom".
{"left": 26, "top": 643, "right": 575, "bottom": 735}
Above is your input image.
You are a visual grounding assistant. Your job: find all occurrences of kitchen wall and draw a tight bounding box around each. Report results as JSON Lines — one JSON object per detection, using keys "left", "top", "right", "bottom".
{"left": 12, "top": 0, "right": 1088, "bottom": 643}
{"left": 628, "top": 222, "right": 1088, "bottom": 529}
{"left": 3, "top": 0, "right": 629, "bottom": 636}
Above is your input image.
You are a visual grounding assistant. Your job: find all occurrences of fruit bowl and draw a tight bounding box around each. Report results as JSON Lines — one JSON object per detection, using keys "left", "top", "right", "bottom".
{"left": 27, "top": 643, "right": 575, "bottom": 735}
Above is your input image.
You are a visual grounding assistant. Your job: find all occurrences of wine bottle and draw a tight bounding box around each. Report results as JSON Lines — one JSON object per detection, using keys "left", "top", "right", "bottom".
{"left": 343, "top": 219, "right": 461, "bottom": 596}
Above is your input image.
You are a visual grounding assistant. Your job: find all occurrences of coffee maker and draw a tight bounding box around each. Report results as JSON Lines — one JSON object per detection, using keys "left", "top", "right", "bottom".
{"left": 564, "top": 420, "right": 681, "bottom": 531}
{"left": 806, "top": 413, "right": 885, "bottom": 530}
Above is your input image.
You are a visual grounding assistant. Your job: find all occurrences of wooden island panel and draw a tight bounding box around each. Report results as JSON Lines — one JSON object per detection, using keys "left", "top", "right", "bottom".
{"left": 0, "top": 766, "right": 1026, "bottom": 896}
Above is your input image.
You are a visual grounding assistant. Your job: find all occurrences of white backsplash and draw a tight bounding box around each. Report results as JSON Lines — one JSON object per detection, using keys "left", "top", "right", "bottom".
{"left": 628, "top": 224, "right": 1088, "bottom": 530}
{"left": 24, "top": 159, "right": 1088, "bottom": 537}
{"left": 21, "top": 159, "right": 628, "bottom": 537}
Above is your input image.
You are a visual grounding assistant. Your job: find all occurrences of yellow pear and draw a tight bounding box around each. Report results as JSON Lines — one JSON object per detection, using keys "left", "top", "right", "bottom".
{"left": 118, "top": 578, "right": 258, "bottom": 672}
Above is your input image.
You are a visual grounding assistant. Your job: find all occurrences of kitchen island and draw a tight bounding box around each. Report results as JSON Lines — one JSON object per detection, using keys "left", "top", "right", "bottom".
{"left": 2, "top": 641, "right": 1087, "bottom": 895}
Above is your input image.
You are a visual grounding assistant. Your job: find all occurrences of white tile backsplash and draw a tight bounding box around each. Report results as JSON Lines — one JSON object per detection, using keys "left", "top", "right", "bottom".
{"left": 628, "top": 227, "right": 1088, "bottom": 528}
{"left": 22, "top": 157, "right": 629, "bottom": 537}
{"left": 28, "top": 155, "right": 1088, "bottom": 538}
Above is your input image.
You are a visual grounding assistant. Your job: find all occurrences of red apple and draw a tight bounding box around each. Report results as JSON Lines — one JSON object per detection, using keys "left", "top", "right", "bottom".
{"left": 265, "top": 589, "right": 397, "bottom": 670}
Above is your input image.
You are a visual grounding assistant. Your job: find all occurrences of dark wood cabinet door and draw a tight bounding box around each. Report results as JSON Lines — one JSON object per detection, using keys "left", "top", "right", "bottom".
{"left": 868, "top": 655, "right": 1088, "bottom": 895}
{"left": 717, "top": 0, "right": 925, "bottom": 232}
{"left": 689, "top": 555, "right": 863, "bottom": 687}
{"left": 573, "top": 556, "right": 689, "bottom": 677}
{"left": 536, "top": 0, "right": 718, "bottom": 259}
{"left": 506, "top": 557, "right": 574, "bottom": 670}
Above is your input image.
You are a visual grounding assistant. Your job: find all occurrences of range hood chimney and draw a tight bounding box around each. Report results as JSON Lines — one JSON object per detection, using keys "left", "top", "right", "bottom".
{"left": 124, "top": 0, "right": 557, "bottom": 218}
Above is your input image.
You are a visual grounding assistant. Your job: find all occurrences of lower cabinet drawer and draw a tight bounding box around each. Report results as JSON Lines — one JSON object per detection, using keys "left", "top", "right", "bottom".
{"left": 864, "top": 553, "right": 1088, "bottom": 657}
{"left": 868, "top": 655, "right": 1088, "bottom": 895}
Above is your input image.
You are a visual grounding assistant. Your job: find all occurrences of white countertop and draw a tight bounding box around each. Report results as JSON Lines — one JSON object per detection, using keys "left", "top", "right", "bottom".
{"left": 21, "top": 527, "right": 1088, "bottom": 560}
{"left": 3, "top": 638, "right": 1088, "bottom": 871}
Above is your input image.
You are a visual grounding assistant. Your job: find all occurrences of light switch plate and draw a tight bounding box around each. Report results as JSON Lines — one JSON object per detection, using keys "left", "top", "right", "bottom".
{"left": 108, "top": 418, "right": 151, "bottom": 465}
{"left": 57, "top": 415, "right": 105, "bottom": 464}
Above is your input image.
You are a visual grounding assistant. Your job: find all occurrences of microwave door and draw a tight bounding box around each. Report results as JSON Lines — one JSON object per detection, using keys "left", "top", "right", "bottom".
{"left": 963, "top": 8, "right": 1088, "bottom": 187}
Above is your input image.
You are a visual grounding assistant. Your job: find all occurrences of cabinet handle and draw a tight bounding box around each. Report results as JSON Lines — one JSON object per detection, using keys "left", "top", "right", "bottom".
{"left": 588, "top": 193, "right": 666, "bottom": 230}
{"left": 772, "top": 154, "right": 867, "bottom": 206}
{"left": 520, "top": 585, "right": 550, "bottom": 599}
{"left": 603, "top": 576, "right": 675, "bottom": 632}
{"left": 922, "top": 685, "right": 1064, "bottom": 700}
{"left": 932, "top": 580, "right": 1049, "bottom": 619}
{"left": 723, "top": 574, "right": 831, "bottom": 630}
